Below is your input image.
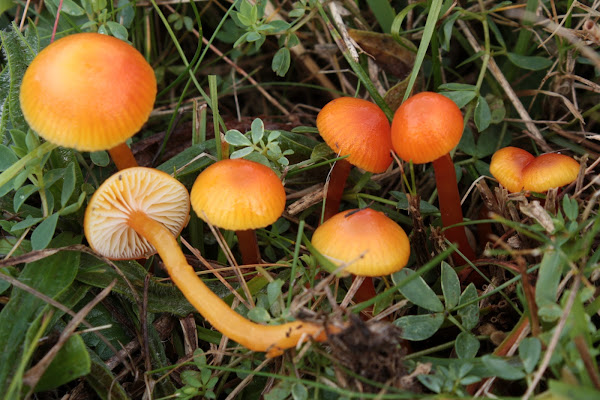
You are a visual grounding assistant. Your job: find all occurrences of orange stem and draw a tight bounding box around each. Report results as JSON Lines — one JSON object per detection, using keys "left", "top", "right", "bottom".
{"left": 128, "top": 211, "right": 332, "bottom": 357}
{"left": 235, "top": 230, "right": 261, "bottom": 266}
{"left": 323, "top": 159, "right": 352, "bottom": 221}
{"left": 432, "top": 154, "right": 476, "bottom": 264}
{"left": 109, "top": 142, "right": 138, "bottom": 170}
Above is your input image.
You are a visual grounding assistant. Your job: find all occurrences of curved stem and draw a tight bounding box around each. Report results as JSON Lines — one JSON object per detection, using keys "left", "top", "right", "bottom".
{"left": 432, "top": 154, "right": 476, "bottom": 264}
{"left": 128, "top": 211, "right": 333, "bottom": 357}
{"left": 108, "top": 143, "right": 138, "bottom": 170}
{"left": 235, "top": 230, "right": 261, "bottom": 266}
{"left": 323, "top": 158, "right": 352, "bottom": 222}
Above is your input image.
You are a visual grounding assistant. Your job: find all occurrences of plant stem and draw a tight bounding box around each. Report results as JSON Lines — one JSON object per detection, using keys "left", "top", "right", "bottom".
{"left": 235, "top": 230, "right": 261, "bottom": 266}
{"left": 432, "top": 153, "right": 476, "bottom": 264}
{"left": 323, "top": 158, "right": 352, "bottom": 222}
{"left": 0, "top": 141, "right": 57, "bottom": 189}
{"left": 128, "top": 211, "right": 334, "bottom": 357}
{"left": 108, "top": 143, "right": 138, "bottom": 170}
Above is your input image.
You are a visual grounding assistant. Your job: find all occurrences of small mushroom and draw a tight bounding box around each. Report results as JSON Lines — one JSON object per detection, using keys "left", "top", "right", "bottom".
{"left": 391, "top": 92, "right": 475, "bottom": 263}
{"left": 316, "top": 97, "right": 393, "bottom": 221}
{"left": 522, "top": 153, "right": 580, "bottom": 192}
{"left": 20, "top": 33, "right": 156, "bottom": 170}
{"left": 85, "top": 167, "right": 331, "bottom": 357}
{"left": 489, "top": 146, "right": 536, "bottom": 193}
{"left": 190, "top": 158, "right": 286, "bottom": 265}
{"left": 311, "top": 208, "right": 410, "bottom": 277}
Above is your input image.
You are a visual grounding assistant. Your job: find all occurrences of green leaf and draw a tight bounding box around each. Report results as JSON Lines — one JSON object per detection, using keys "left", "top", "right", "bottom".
{"left": 0, "top": 144, "right": 18, "bottom": 171}
{"left": 13, "top": 184, "right": 38, "bottom": 212}
{"left": 506, "top": 52, "right": 553, "bottom": 71}
{"left": 61, "top": 162, "right": 76, "bottom": 207}
{"left": 250, "top": 118, "right": 265, "bottom": 144}
{"left": 390, "top": 191, "right": 439, "bottom": 214}
{"left": 11, "top": 215, "right": 43, "bottom": 231}
{"left": 480, "top": 355, "right": 526, "bottom": 380}
{"left": 458, "top": 283, "right": 479, "bottom": 330}
{"left": 474, "top": 96, "right": 491, "bottom": 132}
{"left": 35, "top": 335, "right": 91, "bottom": 392}
{"left": 518, "top": 337, "right": 541, "bottom": 374}
{"left": 225, "top": 129, "right": 252, "bottom": 146}
{"left": 31, "top": 213, "right": 59, "bottom": 250}
{"left": 0, "top": 0, "right": 15, "bottom": 16}
{"left": 441, "top": 262, "right": 460, "bottom": 309}
{"left": 90, "top": 151, "right": 110, "bottom": 167}
{"left": 392, "top": 268, "right": 444, "bottom": 312}
{"left": 455, "top": 332, "right": 480, "bottom": 359}
{"left": 536, "top": 250, "right": 562, "bottom": 310}
{"left": 395, "top": 313, "right": 445, "bottom": 340}
{"left": 59, "top": 191, "right": 86, "bottom": 216}
{"left": 0, "top": 233, "right": 80, "bottom": 394}
{"left": 272, "top": 47, "right": 291, "bottom": 77}
{"left": 548, "top": 380, "right": 600, "bottom": 400}
{"left": 291, "top": 383, "right": 309, "bottom": 400}
{"left": 440, "top": 90, "right": 476, "bottom": 109}
{"left": 247, "top": 307, "right": 271, "bottom": 323}
{"left": 0, "top": 24, "right": 38, "bottom": 137}
{"left": 562, "top": 196, "right": 578, "bottom": 221}
{"left": 267, "top": 279, "right": 284, "bottom": 307}
{"left": 106, "top": 21, "right": 128, "bottom": 41}
{"left": 230, "top": 147, "right": 254, "bottom": 159}
{"left": 85, "top": 350, "right": 129, "bottom": 400}
{"left": 51, "top": 0, "right": 84, "bottom": 15}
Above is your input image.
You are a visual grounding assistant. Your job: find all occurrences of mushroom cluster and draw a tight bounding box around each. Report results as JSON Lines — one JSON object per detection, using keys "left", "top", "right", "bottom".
{"left": 490, "top": 146, "right": 580, "bottom": 193}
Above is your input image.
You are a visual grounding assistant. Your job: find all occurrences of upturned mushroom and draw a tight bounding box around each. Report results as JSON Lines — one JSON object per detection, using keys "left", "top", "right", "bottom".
{"left": 20, "top": 32, "right": 156, "bottom": 170}
{"left": 190, "top": 158, "right": 286, "bottom": 266}
{"left": 85, "top": 167, "right": 331, "bottom": 357}
{"left": 391, "top": 92, "right": 475, "bottom": 263}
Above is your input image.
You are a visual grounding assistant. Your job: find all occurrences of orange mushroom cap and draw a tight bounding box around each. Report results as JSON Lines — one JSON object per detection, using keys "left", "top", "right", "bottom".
{"left": 84, "top": 167, "right": 189, "bottom": 260}
{"left": 522, "top": 153, "right": 580, "bottom": 192}
{"left": 20, "top": 33, "right": 157, "bottom": 152}
{"left": 316, "top": 97, "right": 392, "bottom": 173}
{"left": 190, "top": 159, "right": 286, "bottom": 231}
{"left": 391, "top": 92, "right": 464, "bottom": 164}
{"left": 489, "top": 147, "right": 535, "bottom": 193}
{"left": 311, "top": 208, "right": 410, "bottom": 277}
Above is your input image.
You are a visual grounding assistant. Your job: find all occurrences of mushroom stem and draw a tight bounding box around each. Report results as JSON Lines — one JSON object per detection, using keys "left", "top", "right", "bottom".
{"left": 108, "top": 143, "right": 138, "bottom": 170}
{"left": 323, "top": 159, "right": 352, "bottom": 221}
{"left": 128, "top": 211, "right": 331, "bottom": 357}
{"left": 235, "top": 229, "right": 261, "bottom": 266}
{"left": 432, "top": 154, "right": 476, "bottom": 263}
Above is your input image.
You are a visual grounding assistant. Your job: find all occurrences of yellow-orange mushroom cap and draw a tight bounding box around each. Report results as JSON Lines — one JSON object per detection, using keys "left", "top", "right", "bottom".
{"left": 84, "top": 167, "right": 189, "bottom": 259}
{"left": 190, "top": 159, "right": 286, "bottom": 230}
{"left": 391, "top": 92, "right": 464, "bottom": 164}
{"left": 489, "top": 147, "right": 535, "bottom": 193}
{"left": 311, "top": 208, "right": 410, "bottom": 277}
{"left": 316, "top": 97, "right": 392, "bottom": 173}
{"left": 522, "top": 153, "right": 579, "bottom": 192}
{"left": 20, "top": 33, "right": 157, "bottom": 152}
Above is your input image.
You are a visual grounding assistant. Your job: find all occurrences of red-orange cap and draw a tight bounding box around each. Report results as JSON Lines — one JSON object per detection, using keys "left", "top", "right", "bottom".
{"left": 489, "top": 147, "right": 535, "bottom": 193}
{"left": 20, "top": 33, "right": 156, "bottom": 152}
{"left": 522, "top": 153, "right": 579, "bottom": 192}
{"left": 84, "top": 167, "right": 190, "bottom": 260}
{"left": 391, "top": 92, "right": 464, "bottom": 164}
{"left": 311, "top": 208, "right": 410, "bottom": 277}
{"left": 316, "top": 97, "right": 392, "bottom": 173}
{"left": 190, "top": 159, "right": 286, "bottom": 230}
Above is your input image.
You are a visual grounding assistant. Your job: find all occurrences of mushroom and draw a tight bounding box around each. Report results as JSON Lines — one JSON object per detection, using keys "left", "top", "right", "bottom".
{"left": 489, "top": 147, "right": 535, "bottom": 193}
{"left": 311, "top": 208, "right": 410, "bottom": 301}
{"left": 522, "top": 153, "right": 580, "bottom": 192}
{"left": 391, "top": 91, "right": 475, "bottom": 263}
{"left": 20, "top": 32, "right": 156, "bottom": 170}
{"left": 85, "top": 167, "right": 330, "bottom": 357}
{"left": 190, "top": 158, "right": 286, "bottom": 266}
{"left": 316, "top": 97, "right": 393, "bottom": 221}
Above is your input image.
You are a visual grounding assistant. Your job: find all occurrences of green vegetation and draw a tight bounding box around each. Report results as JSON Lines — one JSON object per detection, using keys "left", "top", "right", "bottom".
{"left": 0, "top": 0, "right": 599, "bottom": 398}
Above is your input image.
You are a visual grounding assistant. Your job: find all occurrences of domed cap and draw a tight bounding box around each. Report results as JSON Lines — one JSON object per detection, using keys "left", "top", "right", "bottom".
{"left": 190, "top": 159, "right": 286, "bottom": 230}
{"left": 522, "top": 153, "right": 579, "bottom": 192}
{"left": 20, "top": 33, "right": 157, "bottom": 152}
{"left": 489, "top": 147, "right": 535, "bottom": 193}
{"left": 316, "top": 97, "right": 392, "bottom": 173}
{"left": 391, "top": 92, "right": 464, "bottom": 164}
{"left": 84, "top": 167, "right": 190, "bottom": 260}
{"left": 311, "top": 208, "right": 410, "bottom": 277}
